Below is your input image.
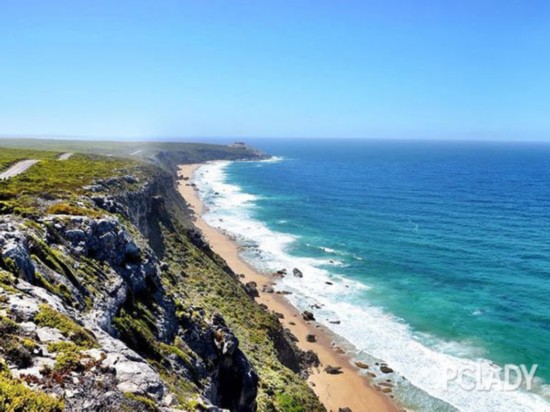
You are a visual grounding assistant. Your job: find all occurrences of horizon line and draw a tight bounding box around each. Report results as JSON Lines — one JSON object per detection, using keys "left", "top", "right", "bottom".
{"left": 1, "top": 134, "right": 550, "bottom": 144}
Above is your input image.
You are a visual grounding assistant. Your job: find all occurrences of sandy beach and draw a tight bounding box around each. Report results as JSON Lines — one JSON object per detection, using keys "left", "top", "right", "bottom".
{"left": 177, "top": 163, "right": 399, "bottom": 412}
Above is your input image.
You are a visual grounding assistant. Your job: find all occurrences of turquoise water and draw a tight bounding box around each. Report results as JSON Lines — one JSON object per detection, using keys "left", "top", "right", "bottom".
{"left": 193, "top": 139, "right": 550, "bottom": 411}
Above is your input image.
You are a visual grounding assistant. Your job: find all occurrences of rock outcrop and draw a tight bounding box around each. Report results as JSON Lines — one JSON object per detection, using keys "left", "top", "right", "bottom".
{"left": 0, "top": 153, "right": 323, "bottom": 412}
{"left": 0, "top": 211, "right": 258, "bottom": 410}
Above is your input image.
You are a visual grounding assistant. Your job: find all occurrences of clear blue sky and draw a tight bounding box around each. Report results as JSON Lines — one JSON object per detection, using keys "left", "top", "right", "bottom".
{"left": 0, "top": 1, "right": 549, "bottom": 140}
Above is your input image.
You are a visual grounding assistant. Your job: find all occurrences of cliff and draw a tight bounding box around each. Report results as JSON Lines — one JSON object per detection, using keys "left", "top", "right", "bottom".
{"left": 0, "top": 149, "right": 322, "bottom": 411}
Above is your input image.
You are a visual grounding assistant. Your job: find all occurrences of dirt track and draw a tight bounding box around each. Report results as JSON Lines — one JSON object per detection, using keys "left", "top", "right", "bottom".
{"left": 58, "top": 152, "right": 73, "bottom": 160}
{"left": 0, "top": 159, "right": 39, "bottom": 180}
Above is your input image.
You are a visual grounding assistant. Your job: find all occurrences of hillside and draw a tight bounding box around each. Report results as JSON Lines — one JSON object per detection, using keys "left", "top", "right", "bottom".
{"left": 0, "top": 139, "right": 268, "bottom": 172}
{"left": 0, "top": 146, "right": 323, "bottom": 411}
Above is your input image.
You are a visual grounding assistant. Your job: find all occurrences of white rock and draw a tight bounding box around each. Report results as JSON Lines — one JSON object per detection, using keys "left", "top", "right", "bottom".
{"left": 6, "top": 293, "right": 40, "bottom": 320}
{"left": 113, "top": 359, "right": 164, "bottom": 399}
{"left": 19, "top": 321, "right": 37, "bottom": 334}
{"left": 36, "top": 326, "right": 66, "bottom": 343}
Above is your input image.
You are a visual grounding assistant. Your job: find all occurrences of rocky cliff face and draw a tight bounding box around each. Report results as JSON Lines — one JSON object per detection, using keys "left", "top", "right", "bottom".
{"left": 0, "top": 212, "right": 257, "bottom": 411}
{"left": 0, "top": 163, "right": 322, "bottom": 411}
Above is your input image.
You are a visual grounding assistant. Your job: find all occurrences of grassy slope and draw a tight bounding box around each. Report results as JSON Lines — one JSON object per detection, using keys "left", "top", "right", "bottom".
{"left": 0, "top": 147, "right": 60, "bottom": 170}
{"left": 0, "top": 152, "right": 153, "bottom": 216}
{"left": 0, "top": 139, "right": 267, "bottom": 170}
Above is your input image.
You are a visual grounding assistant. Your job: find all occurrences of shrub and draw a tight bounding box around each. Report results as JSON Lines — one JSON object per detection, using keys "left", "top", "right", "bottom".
{"left": 46, "top": 341, "right": 80, "bottom": 354}
{"left": 0, "top": 270, "right": 18, "bottom": 294}
{"left": 0, "top": 316, "right": 19, "bottom": 335}
{"left": 113, "top": 309, "right": 160, "bottom": 361}
{"left": 47, "top": 203, "right": 101, "bottom": 218}
{"left": 123, "top": 392, "right": 158, "bottom": 411}
{"left": 0, "top": 369, "right": 64, "bottom": 411}
{"left": 0, "top": 317, "right": 33, "bottom": 369}
{"left": 4, "top": 340, "right": 33, "bottom": 369}
{"left": 53, "top": 351, "right": 82, "bottom": 373}
{"left": 34, "top": 305, "right": 96, "bottom": 348}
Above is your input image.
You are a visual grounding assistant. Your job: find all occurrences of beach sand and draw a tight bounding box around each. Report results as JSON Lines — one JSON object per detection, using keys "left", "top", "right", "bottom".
{"left": 178, "top": 163, "right": 399, "bottom": 412}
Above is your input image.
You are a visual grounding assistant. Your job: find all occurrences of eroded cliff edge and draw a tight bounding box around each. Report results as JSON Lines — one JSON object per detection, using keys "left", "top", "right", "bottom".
{"left": 0, "top": 148, "right": 323, "bottom": 411}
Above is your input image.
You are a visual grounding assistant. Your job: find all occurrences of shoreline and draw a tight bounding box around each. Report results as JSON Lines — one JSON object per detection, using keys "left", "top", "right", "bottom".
{"left": 177, "top": 163, "right": 399, "bottom": 412}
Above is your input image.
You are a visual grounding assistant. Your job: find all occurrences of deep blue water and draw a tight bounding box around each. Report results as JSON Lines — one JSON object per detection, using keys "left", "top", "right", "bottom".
{"left": 194, "top": 139, "right": 550, "bottom": 410}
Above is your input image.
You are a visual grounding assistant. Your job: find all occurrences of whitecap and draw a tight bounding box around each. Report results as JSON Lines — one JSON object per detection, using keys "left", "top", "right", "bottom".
{"left": 192, "top": 160, "right": 550, "bottom": 412}
{"left": 260, "top": 155, "right": 285, "bottom": 163}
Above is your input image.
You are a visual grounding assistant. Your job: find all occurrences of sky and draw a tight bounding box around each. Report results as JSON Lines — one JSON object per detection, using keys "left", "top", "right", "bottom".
{"left": 0, "top": 0, "right": 549, "bottom": 140}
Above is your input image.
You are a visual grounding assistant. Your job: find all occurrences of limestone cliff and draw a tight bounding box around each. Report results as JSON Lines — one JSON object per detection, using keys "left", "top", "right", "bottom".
{"left": 0, "top": 150, "right": 322, "bottom": 411}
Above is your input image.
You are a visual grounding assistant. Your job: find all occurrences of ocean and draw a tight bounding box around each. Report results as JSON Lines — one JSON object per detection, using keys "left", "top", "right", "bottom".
{"left": 192, "top": 139, "right": 550, "bottom": 411}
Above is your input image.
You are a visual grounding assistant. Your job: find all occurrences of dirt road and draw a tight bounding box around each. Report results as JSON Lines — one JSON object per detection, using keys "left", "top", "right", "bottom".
{"left": 0, "top": 159, "right": 39, "bottom": 180}
{"left": 58, "top": 152, "right": 73, "bottom": 160}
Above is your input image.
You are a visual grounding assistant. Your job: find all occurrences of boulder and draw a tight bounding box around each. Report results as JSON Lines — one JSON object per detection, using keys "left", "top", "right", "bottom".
{"left": 355, "top": 361, "right": 369, "bottom": 369}
{"left": 302, "top": 311, "right": 315, "bottom": 321}
{"left": 306, "top": 334, "right": 316, "bottom": 343}
{"left": 105, "top": 355, "right": 164, "bottom": 400}
{"left": 244, "top": 281, "right": 259, "bottom": 298}
{"left": 292, "top": 268, "right": 303, "bottom": 278}
{"left": 324, "top": 365, "right": 343, "bottom": 375}
{"left": 380, "top": 364, "right": 394, "bottom": 374}
{"left": 123, "top": 175, "right": 138, "bottom": 184}
{"left": 285, "top": 329, "right": 299, "bottom": 343}
{"left": 6, "top": 293, "right": 40, "bottom": 321}
{"left": 36, "top": 327, "right": 66, "bottom": 343}
{"left": 124, "top": 241, "right": 141, "bottom": 261}
{"left": 301, "top": 350, "right": 320, "bottom": 368}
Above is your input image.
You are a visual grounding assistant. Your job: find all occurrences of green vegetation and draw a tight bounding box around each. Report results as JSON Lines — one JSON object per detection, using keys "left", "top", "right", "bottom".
{"left": 0, "top": 316, "right": 36, "bottom": 369}
{"left": 161, "top": 226, "right": 323, "bottom": 411}
{"left": 0, "top": 270, "right": 18, "bottom": 293}
{"left": 46, "top": 341, "right": 87, "bottom": 373}
{"left": 46, "top": 341, "right": 80, "bottom": 352}
{"left": 0, "top": 142, "right": 319, "bottom": 411}
{"left": 0, "top": 153, "right": 153, "bottom": 215}
{"left": 34, "top": 305, "right": 96, "bottom": 348}
{"left": 0, "top": 147, "right": 59, "bottom": 171}
{"left": 46, "top": 341, "right": 82, "bottom": 354}
{"left": 0, "top": 366, "right": 64, "bottom": 412}
{"left": 53, "top": 350, "right": 83, "bottom": 373}
{"left": 47, "top": 203, "right": 102, "bottom": 217}
{"left": 113, "top": 306, "right": 161, "bottom": 361}
{"left": 0, "top": 139, "right": 266, "bottom": 174}
{"left": 27, "top": 235, "right": 89, "bottom": 307}
{"left": 123, "top": 393, "right": 158, "bottom": 411}
{"left": 0, "top": 316, "right": 19, "bottom": 336}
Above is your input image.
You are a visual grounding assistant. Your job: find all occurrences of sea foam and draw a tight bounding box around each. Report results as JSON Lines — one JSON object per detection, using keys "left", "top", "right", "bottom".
{"left": 192, "top": 160, "right": 550, "bottom": 412}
